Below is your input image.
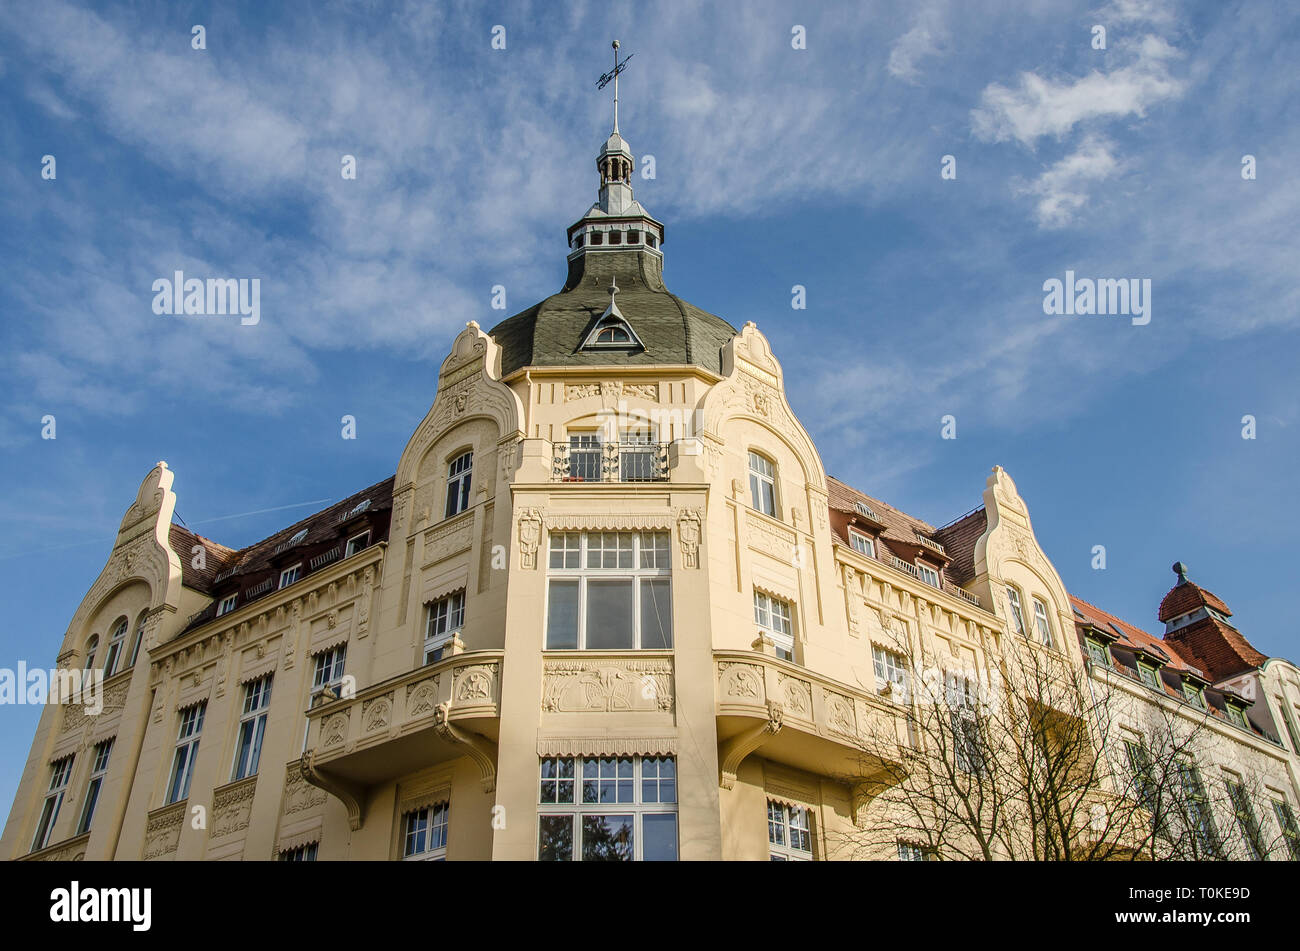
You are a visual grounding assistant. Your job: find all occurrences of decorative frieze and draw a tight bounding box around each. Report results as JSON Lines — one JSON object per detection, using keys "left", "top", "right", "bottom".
{"left": 211, "top": 777, "right": 258, "bottom": 838}
{"left": 541, "top": 658, "right": 674, "bottom": 713}
{"left": 143, "top": 802, "right": 186, "bottom": 860}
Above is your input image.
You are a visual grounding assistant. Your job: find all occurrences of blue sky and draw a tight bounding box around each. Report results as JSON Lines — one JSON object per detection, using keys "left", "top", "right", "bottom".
{"left": 1, "top": 0, "right": 1297, "bottom": 811}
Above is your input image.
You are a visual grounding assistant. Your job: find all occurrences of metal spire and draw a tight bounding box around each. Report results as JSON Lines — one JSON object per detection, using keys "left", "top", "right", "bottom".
{"left": 597, "top": 39, "right": 633, "bottom": 133}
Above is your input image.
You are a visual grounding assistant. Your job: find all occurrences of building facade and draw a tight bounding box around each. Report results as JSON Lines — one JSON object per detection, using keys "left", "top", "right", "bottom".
{"left": 5, "top": 113, "right": 1299, "bottom": 862}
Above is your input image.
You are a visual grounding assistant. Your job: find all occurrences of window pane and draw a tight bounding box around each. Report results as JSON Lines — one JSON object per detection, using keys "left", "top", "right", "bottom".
{"left": 581, "top": 814, "right": 634, "bottom": 861}
{"left": 640, "top": 579, "right": 672, "bottom": 649}
{"left": 642, "top": 813, "right": 678, "bottom": 861}
{"left": 586, "top": 579, "right": 634, "bottom": 649}
{"left": 538, "top": 815, "right": 574, "bottom": 861}
{"left": 546, "top": 580, "right": 580, "bottom": 649}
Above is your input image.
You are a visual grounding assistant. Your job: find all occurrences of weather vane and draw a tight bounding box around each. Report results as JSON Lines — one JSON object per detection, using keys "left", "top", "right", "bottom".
{"left": 596, "top": 39, "right": 633, "bottom": 132}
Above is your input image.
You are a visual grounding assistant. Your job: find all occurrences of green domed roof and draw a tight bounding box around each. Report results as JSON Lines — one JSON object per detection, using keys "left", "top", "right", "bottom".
{"left": 488, "top": 249, "right": 738, "bottom": 378}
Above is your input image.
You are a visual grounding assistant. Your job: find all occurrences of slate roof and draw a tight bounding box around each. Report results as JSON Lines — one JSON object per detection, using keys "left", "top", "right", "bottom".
{"left": 167, "top": 524, "right": 239, "bottom": 595}
{"left": 489, "top": 249, "right": 737, "bottom": 377}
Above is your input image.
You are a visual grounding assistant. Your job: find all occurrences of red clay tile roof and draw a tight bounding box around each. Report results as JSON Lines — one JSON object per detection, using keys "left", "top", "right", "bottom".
{"left": 167, "top": 524, "right": 239, "bottom": 595}
{"left": 934, "top": 508, "right": 986, "bottom": 587}
{"left": 825, "top": 475, "right": 982, "bottom": 599}
{"left": 1165, "top": 616, "right": 1267, "bottom": 682}
{"left": 1070, "top": 595, "right": 1195, "bottom": 674}
{"left": 1159, "top": 578, "right": 1231, "bottom": 622}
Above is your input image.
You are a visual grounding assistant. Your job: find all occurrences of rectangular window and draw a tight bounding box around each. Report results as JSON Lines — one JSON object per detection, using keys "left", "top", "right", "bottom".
{"left": 1085, "top": 638, "right": 1111, "bottom": 667}
{"left": 768, "top": 801, "right": 813, "bottom": 860}
{"left": 278, "top": 564, "right": 302, "bottom": 589}
{"left": 872, "top": 645, "right": 908, "bottom": 695}
{"left": 232, "top": 675, "right": 273, "bottom": 780}
{"left": 403, "top": 801, "right": 450, "bottom": 860}
{"left": 445, "top": 451, "right": 473, "bottom": 517}
{"left": 916, "top": 563, "right": 940, "bottom": 589}
{"left": 1005, "top": 588, "right": 1026, "bottom": 638}
{"left": 1225, "top": 779, "right": 1265, "bottom": 861}
{"left": 1177, "top": 762, "right": 1221, "bottom": 858}
{"left": 166, "top": 703, "right": 206, "bottom": 805}
{"left": 537, "top": 756, "right": 677, "bottom": 861}
{"left": 1183, "top": 683, "right": 1206, "bottom": 709}
{"left": 1278, "top": 699, "right": 1300, "bottom": 753}
{"left": 566, "top": 433, "right": 603, "bottom": 482}
{"left": 1272, "top": 799, "right": 1300, "bottom": 861}
{"left": 31, "top": 756, "right": 74, "bottom": 851}
{"left": 76, "top": 740, "right": 115, "bottom": 835}
{"left": 312, "top": 646, "right": 347, "bottom": 693}
{"left": 278, "top": 842, "right": 318, "bottom": 861}
{"left": 947, "top": 673, "right": 983, "bottom": 775}
{"left": 216, "top": 594, "right": 238, "bottom": 617}
{"left": 896, "top": 840, "right": 929, "bottom": 861}
{"left": 1226, "top": 705, "right": 1248, "bottom": 729}
{"left": 424, "top": 590, "right": 466, "bottom": 664}
{"left": 1137, "top": 662, "right": 1161, "bottom": 690}
{"left": 345, "top": 531, "right": 371, "bottom": 557}
{"left": 754, "top": 591, "right": 795, "bottom": 661}
{"left": 848, "top": 529, "right": 875, "bottom": 557}
{"left": 1032, "top": 598, "right": 1054, "bottom": 647}
{"left": 748, "top": 452, "right": 777, "bottom": 517}
{"left": 545, "top": 533, "right": 672, "bottom": 650}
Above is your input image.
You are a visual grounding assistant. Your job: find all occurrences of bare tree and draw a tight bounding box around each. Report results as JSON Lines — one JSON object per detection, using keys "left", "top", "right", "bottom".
{"left": 828, "top": 638, "right": 1273, "bottom": 861}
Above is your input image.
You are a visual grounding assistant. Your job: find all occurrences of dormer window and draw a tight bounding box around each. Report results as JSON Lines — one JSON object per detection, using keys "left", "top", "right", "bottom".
{"left": 609, "top": 231, "right": 622, "bottom": 244}
{"left": 1226, "top": 705, "right": 1248, "bottom": 729}
{"left": 590, "top": 232, "right": 603, "bottom": 245}
{"left": 1183, "top": 682, "right": 1206, "bottom": 710}
{"left": 1085, "top": 637, "right": 1111, "bottom": 667}
{"left": 848, "top": 528, "right": 875, "bottom": 557}
{"left": 1137, "top": 661, "right": 1161, "bottom": 690}
{"left": 916, "top": 563, "right": 940, "bottom": 589}
{"left": 582, "top": 314, "right": 642, "bottom": 350}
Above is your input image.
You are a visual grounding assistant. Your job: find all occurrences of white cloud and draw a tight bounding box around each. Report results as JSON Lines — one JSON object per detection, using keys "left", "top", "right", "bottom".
{"left": 887, "top": 6, "right": 949, "bottom": 83}
{"left": 1018, "top": 135, "right": 1121, "bottom": 228}
{"left": 972, "top": 38, "right": 1183, "bottom": 146}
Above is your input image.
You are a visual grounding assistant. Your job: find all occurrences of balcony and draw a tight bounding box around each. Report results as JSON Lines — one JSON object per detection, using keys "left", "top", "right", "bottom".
{"left": 552, "top": 441, "right": 669, "bottom": 483}
{"left": 714, "top": 650, "right": 911, "bottom": 822}
{"left": 300, "top": 650, "right": 504, "bottom": 829}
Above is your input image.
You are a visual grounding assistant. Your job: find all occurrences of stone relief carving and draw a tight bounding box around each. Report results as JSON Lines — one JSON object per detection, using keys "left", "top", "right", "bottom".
{"left": 677, "top": 508, "right": 703, "bottom": 568}
{"left": 282, "top": 767, "right": 328, "bottom": 815}
{"left": 453, "top": 664, "right": 497, "bottom": 703}
{"left": 718, "top": 662, "right": 766, "bottom": 702}
{"left": 406, "top": 676, "right": 441, "bottom": 718}
{"left": 517, "top": 509, "right": 542, "bottom": 569}
{"left": 542, "top": 660, "right": 674, "bottom": 713}
{"left": 143, "top": 804, "right": 185, "bottom": 860}
{"left": 212, "top": 780, "right": 256, "bottom": 838}
{"left": 361, "top": 693, "right": 393, "bottom": 733}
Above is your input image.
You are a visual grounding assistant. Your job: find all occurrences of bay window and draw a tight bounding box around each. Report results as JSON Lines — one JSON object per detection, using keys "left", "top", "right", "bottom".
{"left": 545, "top": 532, "right": 672, "bottom": 650}
{"left": 538, "top": 755, "right": 678, "bottom": 861}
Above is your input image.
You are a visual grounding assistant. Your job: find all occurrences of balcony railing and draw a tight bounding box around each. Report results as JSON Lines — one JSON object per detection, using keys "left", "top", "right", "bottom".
{"left": 552, "top": 442, "right": 669, "bottom": 483}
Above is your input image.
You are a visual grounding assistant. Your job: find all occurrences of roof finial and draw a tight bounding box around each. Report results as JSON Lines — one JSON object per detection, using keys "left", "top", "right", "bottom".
{"left": 608, "top": 274, "right": 619, "bottom": 305}
{"left": 1173, "top": 561, "right": 1190, "bottom": 584}
{"left": 597, "top": 39, "right": 633, "bottom": 134}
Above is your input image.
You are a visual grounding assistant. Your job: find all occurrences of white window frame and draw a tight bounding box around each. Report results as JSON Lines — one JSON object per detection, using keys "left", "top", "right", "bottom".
{"left": 1032, "top": 598, "right": 1054, "bottom": 647}
{"left": 445, "top": 451, "right": 473, "bottom": 518}
{"left": 768, "top": 800, "right": 813, "bottom": 860}
{"left": 848, "top": 529, "right": 875, "bottom": 557}
{"left": 312, "top": 645, "right": 347, "bottom": 694}
{"left": 127, "top": 616, "right": 146, "bottom": 668}
{"left": 76, "top": 739, "right": 114, "bottom": 835}
{"left": 166, "top": 703, "right": 206, "bottom": 805}
{"left": 424, "top": 590, "right": 466, "bottom": 664}
{"left": 872, "top": 645, "right": 909, "bottom": 696}
{"left": 278, "top": 563, "right": 302, "bottom": 589}
{"left": 232, "top": 675, "right": 273, "bottom": 781}
{"left": 1006, "top": 587, "right": 1027, "bottom": 638}
{"left": 748, "top": 451, "right": 778, "bottom": 518}
{"left": 103, "top": 618, "right": 128, "bottom": 677}
{"left": 544, "top": 532, "right": 673, "bottom": 650}
{"left": 754, "top": 591, "right": 795, "bottom": 661}
{"left": 216, "top": 594, "right": 238, "bottom": 617}
{"left": 31, "top": 756, "right": 74, "bottom": 852}
{"left": 345, "top": 531, "right": 371, "bottom": 558}
{"left": 402, "top": 801, "right": 450, "bottom": 860}
{"left": 916, "top": 563, "right": 940, "bottom": 589}
{"left": 278, "top": 842, "right": 318, "bottom": 862}
{"left": 897, "top": 840, "right": 929, "bottom": 861}
{"left": 537, "top": 755, "right": 678, "bottom": 861}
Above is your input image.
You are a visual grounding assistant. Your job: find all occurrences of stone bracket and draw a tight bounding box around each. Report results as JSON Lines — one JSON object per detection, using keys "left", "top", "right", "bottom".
{"left": 434, "top": 701, "right": 498, "bottom": 793}
{"left": 300, "top": 751, "right": 366, "bottom": 831}
{"left": 718, "top": 700, "right": 784, "bottom": 789}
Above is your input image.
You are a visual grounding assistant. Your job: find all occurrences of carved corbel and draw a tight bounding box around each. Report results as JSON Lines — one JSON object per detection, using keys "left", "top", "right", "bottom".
{"left": 849, "top": 767, "right": 904, "bottom": 828}
{"left": 300, "top": 751, "right": 365, "bottom": 831}
{"left": 718, "top": 701, "right": 784, "bottom": 789}
{"left": 433, "top": 701, "right": 498, "bottom": 793}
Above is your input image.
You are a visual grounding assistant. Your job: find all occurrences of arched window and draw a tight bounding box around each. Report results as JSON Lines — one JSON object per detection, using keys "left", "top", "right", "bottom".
{"left": 1005, "top": 587, "right": 1027, "bottom": 638}
{"left": 445, "top": 451, "right": 473, "bottom": 518}
{"left": 748, "top": 451, "right": 778, "bottom": 517}
{"left": 103, "top": 619, "right": 128, "bottom": 676}
{"left": 127, "top": 614, "right": 147, "bottom": 668}
{"left": 595, "top": 325, "right": 631, "bottom": 344}
{"left": 1032, "top": 598, "right": 1054, "bottom": 647}
{"left": 84, "top": 635, "right": 99, "bottom": 670}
